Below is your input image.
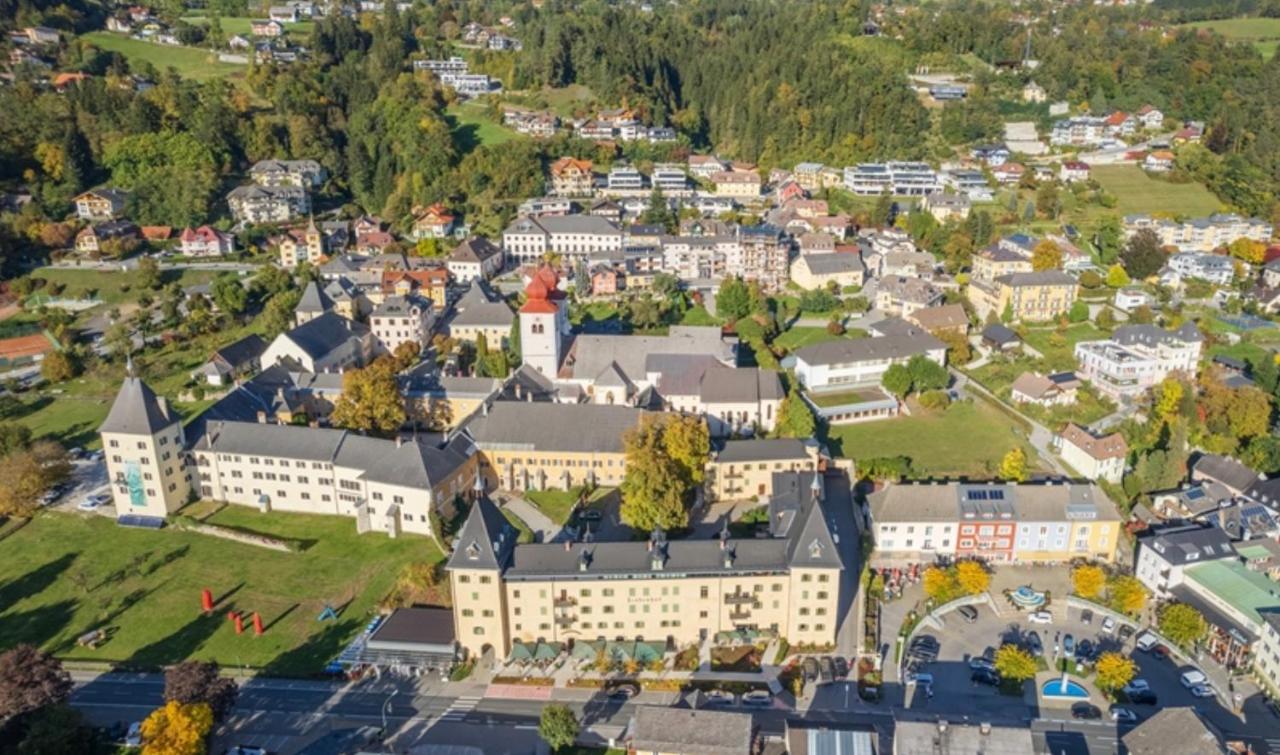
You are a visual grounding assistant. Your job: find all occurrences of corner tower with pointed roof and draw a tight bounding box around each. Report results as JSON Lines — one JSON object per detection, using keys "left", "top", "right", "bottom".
{"left": 519, "top": 263, "right": 568, "bottom": 379}
{"left": 99, "top": 372, "right": 192, "bottom": 519}
{"left": 446, "top": 496, "right": 517, "bottom": 656}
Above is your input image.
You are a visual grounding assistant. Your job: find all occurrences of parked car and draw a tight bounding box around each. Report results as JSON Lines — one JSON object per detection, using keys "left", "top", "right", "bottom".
{"left": 578, "top": 509, "right": 603, "bottom": 523}
{"left": 40, "top": 483, "right": 68, "bottom": 506}
{"left": 1063, "top": 634, "right": 1075, "bottom": 655}
{"left": 1025, "top": 632, "right": 1043, "bottom": 657}
{"left": 1101, "top": 616, "right": 1116, "bottom": 634}
{"left": 78, "top": 493, "right": 110, "bottom": 511}
{"left": 1190, "top": 683, "right": 1216, "bottom": 698}
{"left": 1109, "top": 706, "right": 1138, "bottom": 723}
{"left": 1075, "top": 639, "right": 1094, "bottom": 660}
{"left": 1128, "top": 690, "right": 1159, "bottom": 706}
{"left": 957, "top": 605, "right": 979, "bottom": 624}
{"left": 1135, "top": 632, "right": 1159, "bottom": 652}
{"left": 741, "top": 690, "right": 772, "bottom": 706}
{"left": 802, "top": 657, "right": 820, "bottom": 682}
{"left": 1028, "top": 611, "right": 1053, "bottom": 624}
{"left": 705, "top": 689, "right": 736, "bottom": 706}
{"left": 819, "top": 656, "right": 835, "bottom": 682}
{"left": 970, "top": 669, "right": 1000, "bottom": 687}
{"left": 968, "top": 657, "right": 997, "bottom": 673}
{"left": 124, "top": 722, "right": 143, "bottom": 747}
{"left": 1122, "top": 679, "right": 1150, "bottom": 697}
{"left": 1072, "top": 703, "right": 1102, "bottom": 720}
{"left": 833, "top": 656, "right": 849, "bottom": 679}
{"left": 606, "top": 682, "right": 639, "bottom": 701}
{"left": 1118, "top": 625, "right": 1135, "bottom": 641}
{"left": 1153, "top": 645, "right": 1171, "bottom": 661}
{"left": 227, "top": 748, "right": 268, "bottom": 755}
{"left": 1180, "top": 669, "right": 1208, "bottom": 689}
{"left": 1081, "top": 609, "right": 1093, "bottom": 625}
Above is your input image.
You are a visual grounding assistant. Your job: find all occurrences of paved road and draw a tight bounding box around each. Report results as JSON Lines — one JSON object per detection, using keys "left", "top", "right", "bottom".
{"left": 500, "top": 495, "right": 561, "bottom": 543}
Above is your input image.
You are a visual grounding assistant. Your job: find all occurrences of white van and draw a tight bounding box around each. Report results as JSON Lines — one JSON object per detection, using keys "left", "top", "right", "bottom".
{"left": 1135, "top": 632, "right": 1159, "bottom": 652}
{"left": 1180, "top": 669, "right": 1207, "bottom": 689}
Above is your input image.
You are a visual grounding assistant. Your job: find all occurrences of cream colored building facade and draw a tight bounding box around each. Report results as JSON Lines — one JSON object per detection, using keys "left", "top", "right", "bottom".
{"left": 448, "top": 472, "right": 846, "bottom": 657}
{"left": 101, "top": 376, "right": 193, "bottom": 519}
{"left": 705, "top": 438, "right": 821, "bottom": 502}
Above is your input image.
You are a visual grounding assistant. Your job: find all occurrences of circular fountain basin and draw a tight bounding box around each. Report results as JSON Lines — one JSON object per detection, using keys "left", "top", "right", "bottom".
{"left": 1011, "top": 586, "right": 1046, "bottom": 608}
{"left": 1041, "top": 678, "right": 1089, "bottom": 699}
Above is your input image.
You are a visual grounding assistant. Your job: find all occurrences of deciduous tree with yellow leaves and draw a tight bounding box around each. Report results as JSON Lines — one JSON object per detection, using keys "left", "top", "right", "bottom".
{"left": 955, "top": 561, "right": 990, "bottom": 595}
{"left": 1094, "top": 652, "right": 1136, "bottom": 691}
{"left": 140, "top": 700, "right": 212, "bottom": 755}
{"left": 1071, "top": 564, "right": 1107, "bottom": 600}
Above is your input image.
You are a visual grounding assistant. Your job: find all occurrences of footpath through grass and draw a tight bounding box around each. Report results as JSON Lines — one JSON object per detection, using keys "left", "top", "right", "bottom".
{"left": 0, "top": 509, "right": 440, "bottom": 675}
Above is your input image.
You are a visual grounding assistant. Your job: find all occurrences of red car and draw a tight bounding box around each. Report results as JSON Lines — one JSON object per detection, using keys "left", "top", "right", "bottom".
{"left": 1152, "top": 645, "right": 1171, "bottom": 660}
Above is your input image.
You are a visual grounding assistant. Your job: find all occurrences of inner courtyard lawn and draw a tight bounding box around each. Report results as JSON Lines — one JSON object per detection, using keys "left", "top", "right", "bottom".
{"left": 0, "top": 508, "right": 441, "bottom": 675}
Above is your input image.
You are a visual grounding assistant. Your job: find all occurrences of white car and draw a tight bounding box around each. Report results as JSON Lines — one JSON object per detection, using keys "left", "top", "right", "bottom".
{"left": 77, "top": 493, "right": 110, "bottom": 511}
{"left": 1191, "top": 683, "right": 1216, "bottom": 698}
{"left": 741, "top": 690, "right": 772, "bottom": 706}
{"left": 1101, "top": 616, "right": 1116, "bottom": 633}
{"left": 1180, "top": 669, "right": 1208, "bottom": 689}
{"left": 705, "top": 689, "right": 736, "bottom": 706}
{"left": 1028, "top": 611, "right": 1053, "bottom": 624}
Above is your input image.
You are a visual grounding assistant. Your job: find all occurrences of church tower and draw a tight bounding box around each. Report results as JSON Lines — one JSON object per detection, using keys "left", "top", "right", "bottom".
{"left": 99, "top": 365, "right": 192, "bottom": 520}
{"left": 519, "top": 263, "right": 568, "bottom": 378}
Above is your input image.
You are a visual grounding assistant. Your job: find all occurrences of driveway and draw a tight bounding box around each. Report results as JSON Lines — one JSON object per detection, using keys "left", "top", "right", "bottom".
{"left": 498, "top": 496, "right": 561, "bottom": 543}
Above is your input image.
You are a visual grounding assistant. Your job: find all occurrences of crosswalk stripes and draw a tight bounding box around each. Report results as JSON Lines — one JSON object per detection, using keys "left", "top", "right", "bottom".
{"left": 438, "top": 696, "right": 481, "bottom": 722}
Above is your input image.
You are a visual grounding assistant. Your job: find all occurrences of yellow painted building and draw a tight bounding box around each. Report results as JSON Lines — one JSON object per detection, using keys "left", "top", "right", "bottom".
{"left": 448, "top": 472, "right": 846, "bottom": 658}
{"left": 968, "top": 270, "right": 1078, "bottom": 323}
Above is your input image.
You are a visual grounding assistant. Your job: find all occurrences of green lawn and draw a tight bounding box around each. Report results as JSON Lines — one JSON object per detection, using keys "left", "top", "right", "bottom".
{"left": 1089, "top": 165, "right": 1224, "bottom": 218}
{"left": 678, "top": 305, "right": 720, "bottom": 327}
{"left": 33, "top": 266, "right": 221, "bottom": 309}
{"left": 826, "top": 399, "right": 1040, "bottom": 478}
{"left": 807, "top": 387, "right": 886, "bottom": 408}
{"left": 82, "top": 32, "right": 247, "bottom": 82}
{"left": 1020, "top": 322, "right": 1108, "bottom": 371}
{"left": 0, "top": 508, "right": 441, "bottom": 674}
{"left": 524, "top": 486, "right": 612, "bottom": 525}
{"left": 1181, "top": 17, "right": 1280, "bottom": 58}
{"left": 502, "top": 509, "right": 535, "bottom": 544}
{"left": 446, "top": 101, "right": 521, "bottom": 151}
{"left": 775, "top": 326, "right": 865, "bottom": 353}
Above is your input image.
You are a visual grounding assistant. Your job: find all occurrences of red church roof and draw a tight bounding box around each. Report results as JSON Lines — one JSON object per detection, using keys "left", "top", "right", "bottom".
{"left": 520, "top": 263, "right": 564, "bottom": 314}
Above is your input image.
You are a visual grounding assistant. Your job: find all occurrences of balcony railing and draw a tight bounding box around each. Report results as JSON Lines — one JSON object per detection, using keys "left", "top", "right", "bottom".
{"left": 724, "top": 593, "right": 759, "bottom": 607}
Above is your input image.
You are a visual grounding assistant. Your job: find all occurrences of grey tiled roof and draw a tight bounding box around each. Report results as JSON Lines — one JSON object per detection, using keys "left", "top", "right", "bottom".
{"left": 1121, "top": 706, "right": 1226, "bottom": 754}
{"left": 462, "top": 402, "right": 648, "bottom": 453}
{"left": 296, "top": 281, "right": 334, "bottom": 313}
{"left": 801, "top": 252, "right": 865, "bottom": 275}
{"left": 282, "top": 311, "right": 370, "bottom": 360}
{"left": 714, "top": 438, "right": 811, "bottom": 464}
{"left": 629, "top": 707, "right": 755, "bottom": 755}
{"left": 793, "top": 331, "right": 944, "bottom": 368}
{"left": 100, "top": 377, "right": 176, "bottom": 435}
{"left": 1192, "top": 453, "right": 1260, "bottom": 492}
{"left": 447, "top": 496, "right": 517, "bottom": 571}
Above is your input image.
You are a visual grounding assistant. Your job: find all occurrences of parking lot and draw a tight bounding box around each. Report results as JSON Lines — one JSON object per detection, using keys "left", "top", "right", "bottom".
{"left": 896, "top": 598, "right": 1280, "bottom": 748}
{"left": 47, "top": 452, "right": 113, "bottom": 516}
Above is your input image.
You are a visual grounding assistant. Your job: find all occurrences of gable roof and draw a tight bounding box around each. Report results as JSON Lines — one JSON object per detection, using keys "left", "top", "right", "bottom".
{"left": 280, "top": 311, "right": 370, "bottom": 360}
{"left": 212, "top": 334, "right": 267, "bottom": 369}
{"left": 1060, "top": 423, "right": 1127, "bottom": 460}
{"left": 449, "top": 237, "right": 501, "bottom": 264}
{"left": 462, "top": 402, "right": 647, "bottom": 454}
{"left": 794, "top": 331, "right": 944, "bottom": 368}
{"left": 629, "top": 707, "right": 754, "bottom": 755}
{"left": 100, "top": 376, "right": 176, "bottom": 435}
{"left": 1192, "top": 453, "right": 1260, "bottom": 492}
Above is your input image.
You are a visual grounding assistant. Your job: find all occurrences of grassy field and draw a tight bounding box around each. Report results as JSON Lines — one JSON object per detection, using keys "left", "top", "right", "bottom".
{"left": 0, "top": 508, "right": 441, "bottom": 674}
{"left": 82, "top": 32, "right": 247, "bottom": 82}
{"left": 1020, "top": 322, "right": 1108, "bottom": 371}
{"left": 1090, "top": 165, "right": 1223, "bottom": 218}
{"left": 33, "top": 266, "right": 222, "bottom": 308}
{"left": 775, "top": 326, "right": 865, "bottom": 353}
{"left": 826, "top": 399, "right": 1040, "bottom": 478}
{"left": 446, "top": 101, "right": 521, "bottom": 151}
{"left": 1182, "top": 17, "right": 1280, "bottom": 59}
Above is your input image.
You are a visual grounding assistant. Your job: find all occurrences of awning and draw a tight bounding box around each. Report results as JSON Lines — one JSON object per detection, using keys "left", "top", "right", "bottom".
{"left": 508, "top": 641, "right": 535, "bottom": 662}
{"left": 534, "top": 642, "right": 563, "bottom": 662}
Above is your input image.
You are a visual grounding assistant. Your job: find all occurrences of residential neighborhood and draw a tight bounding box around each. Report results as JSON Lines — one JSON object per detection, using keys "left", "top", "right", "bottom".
{"left": 5, "top": 0, "right": 1280, "bottom": 754}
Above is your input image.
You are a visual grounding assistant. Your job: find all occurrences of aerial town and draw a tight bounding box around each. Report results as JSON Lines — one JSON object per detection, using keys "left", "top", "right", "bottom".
{"left": 3, "top": 0, "right": 1280, "bottom": 754}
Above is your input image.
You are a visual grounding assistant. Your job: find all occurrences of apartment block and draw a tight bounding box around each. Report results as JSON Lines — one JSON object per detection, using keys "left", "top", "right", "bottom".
{"left": 1074, "top": 323, "right": 1203, "bottom": 400}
